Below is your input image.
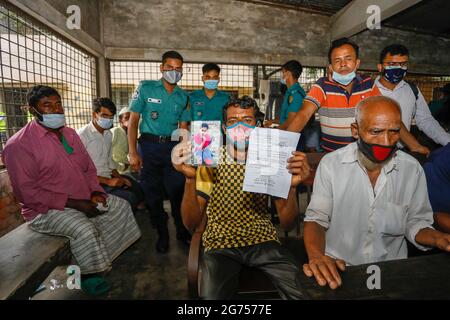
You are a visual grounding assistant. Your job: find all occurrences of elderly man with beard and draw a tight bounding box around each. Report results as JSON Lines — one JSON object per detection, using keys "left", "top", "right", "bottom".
{"left": 302, "top": 96, "right": 450, "bottom": 290}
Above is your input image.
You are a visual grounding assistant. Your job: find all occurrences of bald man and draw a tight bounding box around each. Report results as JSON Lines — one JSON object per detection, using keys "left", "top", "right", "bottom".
{"left": 302, "top": 96, "right": 450, "bottom": 290}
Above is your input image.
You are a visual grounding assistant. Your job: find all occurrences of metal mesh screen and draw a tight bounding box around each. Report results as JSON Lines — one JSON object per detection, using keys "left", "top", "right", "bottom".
{"left": 0, "top": 3, "right": 97, "bottom": 154}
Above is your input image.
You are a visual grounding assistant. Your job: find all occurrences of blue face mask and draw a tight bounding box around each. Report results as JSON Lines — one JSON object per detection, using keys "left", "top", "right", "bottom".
{"left": 33, "top": 107, "right": 65, "bottom": 129}
{"left": 96, "top": 116, "right": 114, "bottom": 129}
{"left": 383, "top": 66, "right": 407, "bottom": 84}
{"left": 280, "top": 78, "right": 287, "bottom": 85}
{"left": 332, "top": 69, "right": 356, "bottom": 86}
{"left": 163, "top": 70, "right": 183, "bottom": 84}
{"left": 204, "top": 80, "right": 219, "bottom": 90}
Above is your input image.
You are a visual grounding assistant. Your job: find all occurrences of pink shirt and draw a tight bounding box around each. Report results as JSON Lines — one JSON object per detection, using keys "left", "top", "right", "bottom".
{"left": 1, "top": 120, "right": 105, "bottom": 221}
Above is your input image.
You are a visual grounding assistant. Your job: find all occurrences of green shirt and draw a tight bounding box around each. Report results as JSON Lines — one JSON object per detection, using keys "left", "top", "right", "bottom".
{"left": 111, "top": 126, "right": 130, "bottom": 174}
{"left": 279, "top": 82, "right": 306, "bottom": 125}
{"left": 189, "top": 89, "right": 229, "bottom": 123}
{"left": 129, "top": 79, "right": 190, "bottom": 136}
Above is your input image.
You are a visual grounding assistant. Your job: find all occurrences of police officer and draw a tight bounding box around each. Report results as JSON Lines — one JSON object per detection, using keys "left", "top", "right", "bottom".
{"left": 189, "top": 63, "right": 229, "bottom": 124}
{"left": 264, "top": 60, "right": 311, "bottom": 150}
{"left": 128, "top": 51, "right": 191, "bottom": 253}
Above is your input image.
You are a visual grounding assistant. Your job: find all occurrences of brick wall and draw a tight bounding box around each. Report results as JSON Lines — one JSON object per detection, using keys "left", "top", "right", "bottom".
{"left": 0, "top": 170, "right": 24, "bottom": 237}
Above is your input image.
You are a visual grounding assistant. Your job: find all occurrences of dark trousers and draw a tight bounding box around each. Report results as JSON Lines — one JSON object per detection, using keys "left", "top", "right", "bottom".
{"left": 138, "top": 139, "right": 185, "bottom": 229}
{"left": 201, "top": 241, "right": 307, "bottom": 300}
{"left": 101, "top": 174, "right": 144, "bottom": 211}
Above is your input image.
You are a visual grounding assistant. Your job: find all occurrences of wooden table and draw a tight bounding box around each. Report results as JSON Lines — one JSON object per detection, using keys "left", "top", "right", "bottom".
{"left": 299, "top": 253, "right": 450, "bottom": 300}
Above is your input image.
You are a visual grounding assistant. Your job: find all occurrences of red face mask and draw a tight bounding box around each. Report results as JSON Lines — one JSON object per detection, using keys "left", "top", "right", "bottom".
{"left": 357, "top": 138, "right": 397, "bottom": 163}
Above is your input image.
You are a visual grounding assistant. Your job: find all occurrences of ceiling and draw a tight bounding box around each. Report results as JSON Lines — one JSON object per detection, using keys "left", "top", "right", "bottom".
{"left": 383, "top": 0, "right": 450, "bottom": 38}
{"left": 236, "top": 0, "right": 352, "bottom": 15}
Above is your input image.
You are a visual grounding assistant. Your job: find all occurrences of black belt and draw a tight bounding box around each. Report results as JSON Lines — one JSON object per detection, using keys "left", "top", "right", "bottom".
{"left": 139, "top": 133, "right": 173, "bottom": 144}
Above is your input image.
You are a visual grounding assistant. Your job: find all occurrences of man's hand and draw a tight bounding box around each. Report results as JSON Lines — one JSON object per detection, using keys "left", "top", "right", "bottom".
{"left": 410, "top": 144, "right": 430, "bottom": 157}
{"left": 303, "top": 254, "right": 346, "bottom": 290}
{"left": 129, "top": 152, "right": 143, "bottom": 172}
{"left": 287, "top": 151, "right": 311, "bottom": 188}
{"left": 107, "top": 177, "right": 125, "bottom": 188}
{"left": 91, "top": 191, "right": 107, "bottom": 206}
{"left": 66, "top": 199, "right": 102, "bottom": 218}
{"left": 119, "top": 176, "right": 132, "bottom": 188}
{"left": 434, "top": 233, "right": 450, "bottom": 251}
{"left": 172, "top": 141, "right": 196, "bottom": 179}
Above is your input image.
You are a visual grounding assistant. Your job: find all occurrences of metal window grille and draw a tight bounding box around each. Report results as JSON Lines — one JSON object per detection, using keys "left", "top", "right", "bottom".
{"left": 0, "top": 2, "right": 97, "bottom": 155}
{"left": 109, "top": 61, "right": 325, "bottom": 120}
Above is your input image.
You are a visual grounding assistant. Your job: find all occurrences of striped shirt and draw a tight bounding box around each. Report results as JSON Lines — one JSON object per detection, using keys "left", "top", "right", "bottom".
{"left": 305, "top": 75, "right": 381, "bottom": 152}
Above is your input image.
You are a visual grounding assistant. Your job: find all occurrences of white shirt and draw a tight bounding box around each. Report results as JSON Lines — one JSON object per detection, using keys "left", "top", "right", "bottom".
{"left": 304, "top": 142, "right": 434, "bottom": 266}
{"left": 77, "top": 121, "right": 117, "bottom": 178}
{"left": 376, "top": 77, "right": 450, "bottom": 146}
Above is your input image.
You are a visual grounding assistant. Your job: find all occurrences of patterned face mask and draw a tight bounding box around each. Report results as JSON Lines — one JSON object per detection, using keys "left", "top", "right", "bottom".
{"left": 226, "top": 122, "right": 255, "bottom": 148}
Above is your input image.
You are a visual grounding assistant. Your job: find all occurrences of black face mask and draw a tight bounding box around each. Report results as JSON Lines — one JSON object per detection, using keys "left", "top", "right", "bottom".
{"left": 357, "top": 137, "right": 397, "bottom": 163}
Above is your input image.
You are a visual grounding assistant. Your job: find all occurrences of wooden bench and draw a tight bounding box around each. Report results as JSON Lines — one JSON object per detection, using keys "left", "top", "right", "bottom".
{"left": 0, "top": 223, "right": 70, "bottom": 300}
{"left": 0, "top": 169, "right": 71, "bottom": 300}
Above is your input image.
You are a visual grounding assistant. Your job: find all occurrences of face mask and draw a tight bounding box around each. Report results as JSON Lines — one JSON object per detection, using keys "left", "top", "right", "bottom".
{"left": 280, "top": 78, "right": 287, "bottom": 85}
{"left": 357, "top": 137, "right": 397, "bottom": 163}
{"left": 0, "top": 116, "right": 5, "bottom": 121}
{"left": 163, "top": 70, "right": 183, "bottom": 84}
{"left": 96, "top": 116, "right": 113, "bottom": 129}
{"left": 383, "top": 66, "right": 407, "bottom": 84}
{"left": 32, "top": 107, "right": 65, "bottom": 129}
{"left": 204, "top": 80, "right": 219, "bottom": 90}
{"left": 226, "top": 122, "right": 255, "bottom": 148}
{"left": 332, "top": 69, "right": 356, "bottom": 86}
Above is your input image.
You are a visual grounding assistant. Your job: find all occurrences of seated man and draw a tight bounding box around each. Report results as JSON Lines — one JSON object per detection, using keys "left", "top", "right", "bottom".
{"left": 424, "top": 143, "right": 450, "bottom": 233}
{"left": 303, "top": 96, "right": 450, "bottom": 290}
{"left": 77, "top": 98, "right": 144, "bottom": 211}
{"left": 2, "top": 86, "right": 141, "bottom": 293}
{"left": 111, "top": 107, "right": 132, "bottom": 175}
{"left": 172, "top": 96, "right": 310, "bottom": 300}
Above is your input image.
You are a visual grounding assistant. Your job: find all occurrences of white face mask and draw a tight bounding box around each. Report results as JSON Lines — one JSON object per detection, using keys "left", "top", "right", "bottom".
{"left": 33, "top": 107, "right": 66, "bottom": 129}
{"left": 96, "top": 116, "right": 114, "bottom": 129}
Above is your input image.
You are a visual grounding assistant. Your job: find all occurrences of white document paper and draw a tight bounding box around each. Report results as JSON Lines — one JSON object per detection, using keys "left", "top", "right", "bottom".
{"left": 243, "top": 128, "right": 300, "bottom": 199}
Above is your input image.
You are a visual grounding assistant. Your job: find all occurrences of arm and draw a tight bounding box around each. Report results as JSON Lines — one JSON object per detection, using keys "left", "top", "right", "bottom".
{"left": 302, "top": 158, "right": 345, "bottom": 289}
{"left": 274, "top": 187, "right": 298, "bottom": 231}
{"left": 182, "top": 177, "right": 208, "bottom": 231}
{"left": 399, "top": 122, "right": 430, "bottom": 156}
{"left": 72, "top": 133, "right": 105, "bottom": 195}
{"left": 273, "top": 151, "right": 311, "bottom": 229}
{"left": 2, "top": 143, "right": 68, "bottom": 213}
{"left": 286, "top": 101, "right": 317, "bottom": 133}
{"left": 127, "top": 111, "right": 142, "bottom": 171}
{"left": 415, "top": 227, "right": 450, "bottom": 252}
{"left": 172, "top": 141, "right": 209, "bottom": 231}
{"left": 278, "top": 112, "right": 297, "bottom": 130}
{"left": 433, "top": 212, "right": 450, "bottom": 234}
{"left": 414, "top": 91, "right": 450, "bottom": 146}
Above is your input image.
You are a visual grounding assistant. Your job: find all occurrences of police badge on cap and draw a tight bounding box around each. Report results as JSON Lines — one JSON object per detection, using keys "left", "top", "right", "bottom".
{"left": 151, "top": 111, "right": 158, "bottom": 120}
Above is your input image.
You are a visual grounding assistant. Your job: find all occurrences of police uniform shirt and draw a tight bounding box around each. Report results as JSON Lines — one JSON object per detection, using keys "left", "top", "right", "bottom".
{"left": 189, "top": 89, "right": 229, "bottom": 123}
{"left": 129, "top": 79, "right": 190, "bottom": 136}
